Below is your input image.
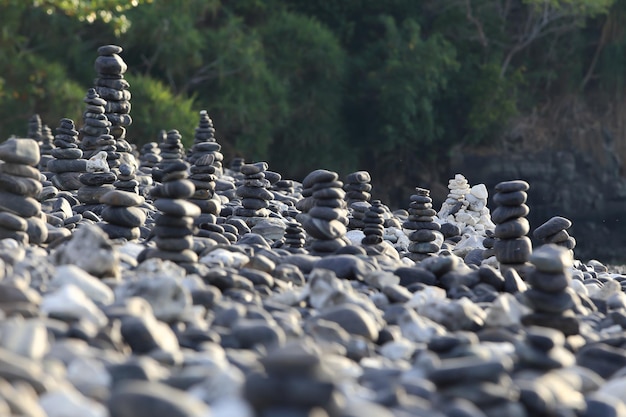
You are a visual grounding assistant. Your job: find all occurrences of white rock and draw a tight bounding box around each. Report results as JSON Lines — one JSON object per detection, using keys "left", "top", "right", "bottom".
{"left": 41, "top": 285, "right": 107, "bottom": 327}
{"left": 188, "top": 364, "right": 245, "bottom": 404}
{"left": 67, "top": 356, "right": 111, "bottom": 396}
{"left": 397, "top": 308, "right": 446, "bottom": 343}
{"left": 39, "top": 387, "right": 107, "bottom": 417}
{"left": 569, "top": 279, "right": 589, "bottom": 296}
{"left": 200, "top": 248, "right": 250, "bottom": 268}
{"left": 85, "top": 151, "right": 110, "bottom": 173}
{"left": 470, "top": 183, "right": 489, "bottom": 200}
{"left": 0, "top": 317, "right": 49, "bottom": 359}
{"left": 406, "top": 286, "right": 446, "bottom": 309}
{"left": 345, "top": 230, "right": 365, "bottom": 246}
{"left": 484, "top": 293, "right": 530, "bottom": 327}
{"left": 51, "top": 264, "right": 114, "bottom": 305}
{"left": 379, "top": 339, "right": 416, "bottom": 361}
{"left": 307, "top": 268, "right": 352, "bottom": 310}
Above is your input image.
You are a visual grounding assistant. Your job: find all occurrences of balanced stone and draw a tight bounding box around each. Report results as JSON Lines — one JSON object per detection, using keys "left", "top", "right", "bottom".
{"left": 186, "top": 110, "right": 224, "bottom": 175}
{"left": 493, "top": 179, "right": 532, "bottom": 271}
{"left": 404, "top": 187, "right": 441, "bottom": 261}
{"left": 533, "top": 216, "right": 576, "bottom": 252}
{"left": 344, "top": 171, "right": 372, "bottom": 223}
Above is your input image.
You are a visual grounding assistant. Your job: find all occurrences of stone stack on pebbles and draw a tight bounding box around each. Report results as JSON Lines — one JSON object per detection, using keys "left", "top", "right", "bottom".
{"left": 47, "top": 118, "right": 88, "bottom": 192}
{"left": 27, "top": 113, "right": 42, "bottom": 140}
{"left": 522, "top": 244, "right": 580, "bottom": 335}
{"left": 533, "top": 215, "right": 576, "bottom": 255}
{"left": 492, "top": 180, "right": 532, "bottom": 274}
{"left": 0, "top": 138, "right": 47, "bottom": 245}
{"left": 93, "top": 44, "right": 134, "bottom": 169}
{"left": 282, "top": 220, "right": 307, "bottom": 253}
{"left": 234, "top": 162, "right": 273, "bottom": 224}
{"left": 187, "top": 110, "right": 224, "bottom": 176}
{"left": 140, "top": 158, "right": 200, "bottom": 268}
{"left": 75, "top": 152, "right": 117, "bottom": 214}
{"left": 189, "top": 153, "right": 220, "bottom": 226}
{"left": 138, "top": 141, "right": 162, "bottom": 174}
{"left": 344, "top": 170, "right": 372, "bottom": 229}
{"left": 79, "top": 88, "right": 112, "bottom": 160}
{"left": 299, "top": 169, "right": 349, "bottom": 255}
{"left": 38, "top": 123, "right": 55, "bottom": 172}
{"left": 98, "top": 166, "right": 146, "bottom": 241}
{"left": 404, "top": 187, "right": 442, "bottom": 261}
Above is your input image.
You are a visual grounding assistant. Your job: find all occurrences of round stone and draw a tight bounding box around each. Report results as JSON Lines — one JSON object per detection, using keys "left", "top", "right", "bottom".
{"left": 150, "top": 180, "right": 195, "bottom": 199}
{"left": 0, "top": 138, "right": 40, "bottom": 166}
{"left": 491, "top": 204, "right": 530, "bottom": 224}
{"left": 524, "top": 288, "right": 576, "bottom": 313}
{"left": 526, "top": 270, "right": 570, "bottom": 293}
{"left": 154, "top": 199, "right": 201, "bottom": 217}
{"left": 0, "top": 163, "right": 41, "bottom": 179}
{"left": 100, "top": 190, "right": 145, "bottom": 207}
{"left": 0, "top": 212, "right": 27, "bottom": 231}
{"left": 493, "top": 190, "right": 528, "bottom": 206}
{"left": 530, "top": 243, "right": 573, "bottom": 272}
{"left": 101, "top": 206, "right": 146, "bottom": 228}
{"left": 97, "top": 44, "right": 123, "bottom": 55}
{"left": 0, "top": 173, "right": 42, "bottom": 197}
{"left": 0, "top": 190, "right": 41, "bottom": 218}
{"left": 302, "top": 169, "right": 339, "bottom": 188}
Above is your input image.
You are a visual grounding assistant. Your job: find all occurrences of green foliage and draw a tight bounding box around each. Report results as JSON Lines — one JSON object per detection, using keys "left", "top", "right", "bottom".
{"left": 124, "top": 72, "right": 198, "bottom": 147}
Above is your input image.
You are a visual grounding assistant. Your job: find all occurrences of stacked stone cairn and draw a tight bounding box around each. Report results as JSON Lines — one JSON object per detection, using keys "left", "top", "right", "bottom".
{"left": 234, "top": 162, "right": 273, "bottom": 225}
{"left": 403, "top": 187, "right": 442, "bottom": 261}
{"left": 521, "top": 244, "right": 580, "bottom": 336}
{"left": 47, "top": 118, "right": 87, "bottom": 192}
{"left": 38, "top": 124, "right": 55, "bottom": 173}
{"left": 438, "top": 173, "right": 470, "bottom": 220}
{"left": 98, "top": 187, "right": 146, "bottom": 241}
{"left": 113, "top": 163, "right": 139, "bottom": 194}
{"left": 138, "top": 141, "right": 162, "bottom": 174}
{"left": 189, "top": 153, "right": 220, "bottom": 227}
{"left": 229, "top": 156, "right": 245, "bottom": 175}
{"left": 482, "top": 229, "right": 496, "bottom": 260}
{"left": 186, "top": 110, "right": 224, "bottom": 176}
{"left": 344, "top": 170, "right": 372, "bottom": 230}
{"left": 533, "top": 215, "right": 576, "bottom": 256}
{"left": 141, "top": 159, "right": 200, "bottom": 267}
{"left": 27, "top": 114, "right": 42, "bottom": 141}
{"left": 361, "top": 200, "right": 385, "bottom": 245}
{"left": 154, "top": 129, "right": 185, "bottom": 178}
{"left": 0, "top": 138, "right": 47, "bottom": 245}
{"left": 79, "top": 88, "right": 115, "bottom": 163}
{"left": 282, "top": 220, "right": 307, "bottom": 253}
{"left": 492, "top": 180, "right": 532, "bottom": 273}
{"left": 299, "top": 169, "right": 349, "bottom": 255}
{"left": 93, "top": 44, "right": 133, "bottom": 169}
{"left": 438, "top": 174, "right": 495, "bottom": 236}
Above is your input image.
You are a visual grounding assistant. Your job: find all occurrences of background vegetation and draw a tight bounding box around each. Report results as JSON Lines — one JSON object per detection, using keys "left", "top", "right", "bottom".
{"left": 1, "top": 0, "right": 625, "bottom": 205}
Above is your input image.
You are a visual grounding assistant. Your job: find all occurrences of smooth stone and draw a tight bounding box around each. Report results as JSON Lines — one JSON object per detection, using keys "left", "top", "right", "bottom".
{"left": 527, "top": 270, "right": 570, "bottom": 293}
{"left": 154, "top": 199, "right": 201, "bottom": 217}
{"left": 47, "top": 159, "right": 88, "bottom": 173}
{"left": 582, "top": 393, "right": 626, "bottom": 417}
{"left": 302, "top": 216, "right": 346, "bottom": 240}
{"left": 493, "top": 190, "right": 528, "bottom": 206}
{"left": 0, "top": 138, "right": 40, "bottom": 165}
{"left": 521, "top": 312, "right": 579, "bottom": 335}
{"left": 309, "top": 206, "right": 346, "bottom": 221}
{"left": 51, "top": 148, "right": 83, "bottom": 159}
{"left": 494, "top": 180, "right": 529, "bottom": 192}
{"left": 107, "top": 381, "right": 209, "bottom": 417}
{"left": 41, "top": 285, "right": 107, "bottom": 326}
{"left": 428, "top": 357, "right": 512, "bottom": 386}
{"left": 302, "top": 169, "right": 339, "bottom": 188}
{"left": 491, "top": 204, "right": 530, "bottom": 224}
{"left": 408, "top": 242, "right": 440, "bottom": 253}
{"left": 494, "top": 237, "right": 532, "bottom": 264}
{"left": 0, "top": 190, "right": 41, "bottom": 218}
{"left": 0, "top": 317, "right": 48, "bottom": 360}
{"left": 150, "top": 180, "right": 195, "bottom": 199}
{"left": 236, "top": 186, "right": 274, "bottom": 201}
{"left": 51, "top": 172, "right": 83, "bottom": 190}
{"left": 241, "top": 197, "right": 270, "bottom": 210}
{"left": 312, "top": 304, "right": 379, "bottom": 341}
{"left": 533, "top": 216, "right": 573, "bottom": 240}
{"left": 101, "top": 206, "right": 146, "bottom": 228}
{"left": 494, "top": 217, "right": 530, "bottom": 239}
{"left": 0, "top": 211, "right": 27, "bottom": 231}
{"left": 240, "top": 162, "right": 268, "bottom": 175}
{"left": 80, "top": 172, "right": 117, "bottom": 186}
{"left": 99, "top": 223, "right": 141, "bottom": 240}
{"left": 78, "top": 185, "right": 115, "bottom": 205}
{"left": 0, "top": 172, "right": 42, "bottom": 197}
{"left": 100, "top": 190, "right": 145, "bottom": 207}
{"left": 154, "top": 236, "right": 194, "bottom": 251}
{"left": 0, "top": 162, "right": 40, "bottom": 179}
{"left": 140, "top": 248, "right": 199, "bottom": 264}
{"left": 576, "top": 343, "right": 626, "bottom": 379}
{"left": 232, "top": 319, "right": 286, "bottom": 349}
{"left": 0, "top": 346, "right": 54, "bottom": 394}
{"left": 313, "top": 254, "right": 375, "bottom": 280}
{"left": 529, "top": 243, "right": 573, "bottom": 272}
{"left": 523, "top": 287, "right": 577, "bottom": 313}
{"left": 40, "top": 387, "right": 107, "bottom": 417}
{"left": 544, "top": 229, "right": 570, "bottom": 243}
{"left": 120, "top": 314, "right": 180, "bottom": 354}
{"left": 409, "top": 229, "right": 438, "bottom": 242}
{"left": 394, "top": 267, "right": 437, "bottom": 286}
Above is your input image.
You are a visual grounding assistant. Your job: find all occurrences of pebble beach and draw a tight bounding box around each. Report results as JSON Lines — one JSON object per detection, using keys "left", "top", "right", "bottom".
{"left": 2, "top": 45, "right": 626, "bottom": 417}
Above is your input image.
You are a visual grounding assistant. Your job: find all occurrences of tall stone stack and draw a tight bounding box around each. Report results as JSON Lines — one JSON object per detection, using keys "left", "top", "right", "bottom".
{"left": 93, "top": 44, "right": 133, "bottom": 169}
{"left": 27, "top": 114, "right": 42, "bottom": 141}
{"left": 0, "top": 138, "right": 47, "bottom": 245}
{"left": 141, "top": 160, "right": 200, "bottom": 267}
{"left": 188, "top": 153, "right": 220, "bottom": 226}
{"left": 76, "top": 152, "right": 117, "bottom": 214}
{"left": 79, "top": 88, "right": 114, "bottom": 161}
{"left": 522, "top": 244, "right": 580, "bottom": 336}
{"left": 344, "top": 171, "right": 372, "bottom": 230}
{"left": 153, "top": 130, "right": 186, "bottom": 181}
{"left": 47, "top": 118, "right": 87, "bottom": 192}
{"left": 187, "top": 110, "right": 224, "bottom": 176}
{"left": 361, "top": 200, "right": 385, "bottom": 245}
{"left": 38, "top": 124, "right": 55, "bottom": 173}
{"left": 438, "top": 174, "right": 471, "bottom": 219}
{"left": 138, "top": 142, "right": 162, "bottom": 174}
{"left": 492, "top": 180, "right": 533, "bottom": 274}
{"left": 282, "top": 220, "right": 307, "bottom": 253}
{"left": 235, "top": 162, "right": 273, "bottom": 225}
{"left": 533, "top": 216, "right": 576, "bottom": 256}
{"left": 98, "top": 188, "right": 146, "bottom": 241}
{"left": 403, "top": 187, "right": 441, "bottom": 261}
{"left": 299, "top": 169, "right": 349, "bottom": 255}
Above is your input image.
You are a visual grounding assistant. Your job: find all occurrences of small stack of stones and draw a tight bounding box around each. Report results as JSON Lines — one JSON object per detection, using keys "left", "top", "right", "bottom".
{"left": 141, "top": 160, "right": 200, "bottom": 267}
{"left": 282, "top": 220, "right": 307, "bottom": 253}
{"left": 47, "top": 118, "right": 87, "bottom": 192}
{"left": 429, "top": 356, "right": 521, "bottom": 416}
{"left": 516, "top": 326, "right": 575, "bottom": 370}
{"left": 138, "top": 141, "right": 162, "bottom": 174}
{"left": 0, "top": 138, "right": 47, "bottom": 245}
{"left": 299, "top": 169, "right": 349, "bottom": 255}
{"left": 522, "top": 244, "right": 580, "bottom": 336}
{"left": 438, "top": 173, "right": 470, "bottom": 219}
{"left": 98, "top": 187, "right": 146, "bottom": 241}
{"left": 361, "top": 200, "right": 385, "bottom": 245}
{"left": 533, "top": 216, "right": 576, "bottom": 255}
{"left": 154, "top": 130, "right": 186, "bottom": 178}
{"left": 186, "top": 110, "right": 224, "bottom": 176}
{"left": 229, "top": 157, "right": 245, "bottom": 175}
{"left": 347, "top": 201, "right": 370, "bottom": 230}
{"left": 188, "top": 153, "right": 220, "bottom": 226}
{"left": 234, "top": 162, "right": 273, "bottom": 225}
{"left": 76, "top": 153, "right": 117, "bottom": 214}
{"left": 403, "top": 187, "right": 441, "bottom": 261}
{"left": 344, "top": 170, "right": 372, "bottom": 207}
{"left": 114, "top": 163, "right": 139, "bottom": 194}
{"left": 38, "top": 124, "right": 55, "bottom": 173}
{"left": 79, "top": 88, "right": 114, "bottom": 161}
{"left": 492, "top": 180, "right": 532, "bottom": 274}
{"left": 482, "top": 229, "right": 496, "bottom": 259}
{"left": 27, "top": 114, "right": 42, "bottom": 141}
{"left": 93, "top": 45, "right": 132, "bottom": 160}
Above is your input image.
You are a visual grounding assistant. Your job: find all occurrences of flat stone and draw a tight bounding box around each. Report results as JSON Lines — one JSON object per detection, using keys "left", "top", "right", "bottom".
{"left": 577, "top": 343, "right": 626, "bottom": 379}
{"left": 0, "top": 172, "right": 42, "bottom": 197}
{"left": 530, "top": 243, "right": 573, "bottom": 273}
{"left": 240, "top": 162, "right": 268, "bottom": 175}
{"left": 491, "top": 204, "right": 530, "bottom": 224}
{"left": 0, "top": 190, "right": 41, "bottom": 218}
{"left": 0, "top": 162, "right": 41, "bottom": 179}
{"left": 0, "top": 211, "right": 27, "bottom": 231}
{"left": 0, "top": 138, "right": 40, "bottom": 165}
{"left": 494, "top": 180, "right": 530, "bottom": 192}
{"left": 527, "top": 270, "right": 570, "bottom": 293}
{"left": 80, "top": 172, "right": 117, "bottom": 186}
{"left": 101, "top": 206, "right": 146, "bottom": 228}
{"left": 302, "top": 216, "right": 346, "bottom": 240}
{"left": 232, "top": 319, "right": 286, "bottom": 349}
{"left": 150, "top": 180, "right": 195, "bottom": 199}
{"left": 394, "top": 267, "right": 437, "bottom": 286}
{"left": 521, "top": 312, "right": 579, "bottom": 335}
{"left": 100, "top": 190, "right": 145, "bottom": 207}
{"left": 428, "top": 357, "right": 512, "bottom": 386}
{"left": 302, "top": 169, "right": 339, "bottom": 188}
{"left": 533, "top": 216, "right": 573, "bottom": 240}
{"left": 154, "top": 199, "right": 201, "bottom": 217}
{"left": 99, "top": 223, "right": 141, "bottom": 240}
{"left": 494, "top": 217, "right": 530, "bottom": 239}
{"left": 494, "top": 236, "right": 532, "bottom": 264}
{"left": 493, "top": 190, "right": 528, "bottom": 206}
